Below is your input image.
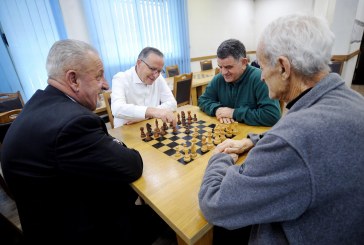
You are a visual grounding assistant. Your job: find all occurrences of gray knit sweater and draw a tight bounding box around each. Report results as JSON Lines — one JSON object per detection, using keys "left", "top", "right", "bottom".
{"left": 199, "top": 73, "right": 364, "bottom": 244}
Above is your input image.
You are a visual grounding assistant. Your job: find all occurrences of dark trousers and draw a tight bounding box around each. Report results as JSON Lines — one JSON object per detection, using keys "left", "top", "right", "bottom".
{"left": 213, "top": 225, "right": 251, "bottom": 245}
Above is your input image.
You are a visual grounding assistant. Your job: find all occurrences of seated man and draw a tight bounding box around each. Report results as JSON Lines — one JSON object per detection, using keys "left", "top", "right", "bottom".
{"left": 199, "top": 15, "right": 364, "bottom": 244}
{"left": 111, "top": 47, "right": 177, "bottom": 128}
{"left": 1, "top": 39, "right": 167, "bottom": 244}
{"left": 198, "top": 39, "right": 280, "bottom": 126}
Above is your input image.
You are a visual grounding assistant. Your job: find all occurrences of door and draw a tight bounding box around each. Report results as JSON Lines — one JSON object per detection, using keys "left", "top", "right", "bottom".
{"left": 352, "top": 32, "right": 364, "bottom": 85}
{"left": 0, "top": 23, "right": 24, "bottom": 97}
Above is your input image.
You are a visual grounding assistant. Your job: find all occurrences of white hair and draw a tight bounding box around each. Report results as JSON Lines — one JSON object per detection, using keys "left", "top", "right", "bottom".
{"left": 46, "top": 39, "right": 99, "bottom": 78}
{"left": 259, "top": 14, "right": 335, "bottom": 77}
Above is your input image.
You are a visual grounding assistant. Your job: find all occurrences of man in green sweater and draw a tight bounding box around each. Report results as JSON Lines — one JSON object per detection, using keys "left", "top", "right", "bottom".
{"left": 198, "top": 39, "right": 280, "bottom": 126}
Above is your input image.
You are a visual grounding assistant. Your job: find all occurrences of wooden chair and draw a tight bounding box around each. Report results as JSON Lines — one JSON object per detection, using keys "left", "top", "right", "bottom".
{"left": 200, "top": 60, "right": 213, "bottom": 71}
{"left": 0, "top": 92, "right": 24, "bottom": 144}
{"left": 329, "top": 61, "right": 344, "bottom": 75}
{"left": 173, "top": 73, "right": 193, "bottom": 107}
{"left": 102, "top": 91, "right": 114, "bottom": 129}
{"left": 166, "top": 65, "right": 180, "bottom": 77}
{"left": 0, "top": 91, "right": 24, "bottom": 113}
{"left": 215, "top": 67, "right": 220, "bottom": 75}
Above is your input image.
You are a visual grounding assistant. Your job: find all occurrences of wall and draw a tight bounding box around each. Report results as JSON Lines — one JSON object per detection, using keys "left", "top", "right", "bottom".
{"left": 187, "top": 0, "right": 255, "bottom": 71}
{"left": 60, "top": 0, "right": 362, "bottom": 83}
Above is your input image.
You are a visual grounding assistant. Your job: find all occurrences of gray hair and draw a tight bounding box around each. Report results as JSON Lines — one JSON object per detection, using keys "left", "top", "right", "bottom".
{"left": 46, "top": 39, "right": 99, "bottom": 77}
{"left": 217, "top": 39, "right": 246, "bottom": 61}
{"left": 137, "top": 47, "right": 164, "bottom": 60}
{"left": 258, "top": 14, "right": 335, "bottom": 76}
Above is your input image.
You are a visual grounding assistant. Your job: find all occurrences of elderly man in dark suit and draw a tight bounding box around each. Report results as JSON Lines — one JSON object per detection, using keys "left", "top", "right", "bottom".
{"left": 1, "top": 39, "right": 166, "bottom": 244}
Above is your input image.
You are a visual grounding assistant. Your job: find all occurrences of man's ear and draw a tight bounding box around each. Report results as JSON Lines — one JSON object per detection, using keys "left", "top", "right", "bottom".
{"left": 66, "top": 70, "right": 79, "bottom": 92}
{"left": 278, "top": 56, "right": 291, "bottom": 80}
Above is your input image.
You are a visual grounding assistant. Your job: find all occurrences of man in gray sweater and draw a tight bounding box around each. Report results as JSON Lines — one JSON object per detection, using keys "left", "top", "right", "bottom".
{"left": 199, "top": 14, "right": 364, "bottom": 244}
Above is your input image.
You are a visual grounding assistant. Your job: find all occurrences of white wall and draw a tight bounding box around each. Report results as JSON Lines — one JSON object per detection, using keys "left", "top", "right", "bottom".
{"left": 60, "top": 0, "right": 362, "bottom": 81}
{"left": 187, "top": 0, "right": 255, "bottom": 71}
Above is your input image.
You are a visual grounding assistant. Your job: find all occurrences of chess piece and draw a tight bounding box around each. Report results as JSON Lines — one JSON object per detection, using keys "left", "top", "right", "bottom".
{"left": 226, "top": 124, "right": 232, "bottom": 138}
{"left": 193, "top": 127, "right": 199, "bottom": 138}
{"left": 172, "top": 126, "right": 178, "bottom": 134}
{"left": 140, "top": 127, "right": 146, "bottom": 139}
{"left": 145, "top": 132, "right": 152, "bottom": 142}
{"left": 190, "top": 142, "right": 197, "bottom": 159}
{"left": 213, "top": 134, "right": 221, "bottom": 145}
{"left": 201, "top": 136, "right": 208, "bottom": 153}
{"left": 160, "top": 126, "right": 166, "bottom": 136}
{"left": 154, "top": 130, "right": 159, "bottom": 139}
{"left": 185, "top": 125, "right": 190, "bottom": 134}
{"left": 163, "top": 122, "right": 168, "bottom": 131}
{"left": 207, "top": 129, "right": 214, "bottom": 150}
{"left": 193, "top": 114, "right": 197, "bottom": 122}
{"left": 154, "top": 119, "right": 160, "bottom": 133}
{"left": 232, "top": 121, "right": 239, "bottom": 135}
{"left": 183, "top": 144, "right": 191, "bottom": 163}
{"left": 177, "top": 113, "right": 181, "bottom": 125}
{"left": 174, "top": 145, "right": 181, "bottom": 158}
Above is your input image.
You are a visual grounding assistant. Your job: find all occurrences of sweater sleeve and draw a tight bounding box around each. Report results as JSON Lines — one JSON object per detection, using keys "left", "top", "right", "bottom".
{"left": 199, "top": 135, "right": 311, "bottom": 230}
{"left": 233, "top": 76, "right": 281, "bottom": 126}
{"left": 198, "top": 76, "right": 223, "bottom": 116}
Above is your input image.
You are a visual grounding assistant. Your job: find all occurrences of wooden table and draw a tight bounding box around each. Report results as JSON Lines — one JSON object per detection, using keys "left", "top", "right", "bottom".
{"left": 165, "top": 69, "right": 216, "bottom": 106}
{"left": 108, "top": 105, "right": 270, "bottom": 245}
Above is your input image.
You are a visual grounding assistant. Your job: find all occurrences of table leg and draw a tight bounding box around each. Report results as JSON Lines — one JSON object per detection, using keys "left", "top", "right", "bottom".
{"left": 176, "top": 228, "right": 213, "bottom": 245}
{"left": 191, "top": 87, "right": 197, "bottom": 106}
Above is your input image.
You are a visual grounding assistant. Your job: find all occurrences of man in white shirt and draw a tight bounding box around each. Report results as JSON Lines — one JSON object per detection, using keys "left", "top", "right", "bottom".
{"left": 111, "top": 47, "right": 177, "bottom": 127}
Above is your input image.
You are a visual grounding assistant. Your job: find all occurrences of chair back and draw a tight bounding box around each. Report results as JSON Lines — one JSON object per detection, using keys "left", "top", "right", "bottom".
{"left": 200, "top": 60, "right": 213, "bottom": 71}
{"left": 329, "top": 61, "right": 344, "bottom": 75}
{"left": 0, "top": 92, "right": 24, "bottom": 113}
{"left": 166, "top": 65, "right": 180, "bottom": 77}
{"left": 102, "top": 91, "right": 114, "bottom": 129}
{"left": 173, "top": 73, "right": 193, "bottom": 107}
{"left": 214, "top": 67, "right": 220, "bottom": 75}
{"left": 0, "top": 92, "right": 24, "bottom": 144}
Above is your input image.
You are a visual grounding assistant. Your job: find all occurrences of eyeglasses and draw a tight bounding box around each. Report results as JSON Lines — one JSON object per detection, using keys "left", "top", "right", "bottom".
{"left": 141, "top": 59, "right": 165, "bottom": 75}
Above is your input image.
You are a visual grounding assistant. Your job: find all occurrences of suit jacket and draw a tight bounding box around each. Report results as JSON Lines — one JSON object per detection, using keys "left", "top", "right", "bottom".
{"left": 1, "top": 85, "right": 143, "bottom": 244}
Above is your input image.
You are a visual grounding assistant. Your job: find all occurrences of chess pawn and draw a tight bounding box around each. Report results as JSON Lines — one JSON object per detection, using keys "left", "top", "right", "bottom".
{"left": 201, "top": 136, "right": 208, "bottom": 153}
{"left": 140, "top": 127, "right": 146, "bottom": 139}
{"left": 232, "top": 121, "right": 239, "bottom": 135}
{"left": 193, "top": 113, "right": 197, "bottom": 122}
{"left": 207, "top": 130, "right": 214, "bottom": 150}
{"left": 226, "top": 124, "right": 232, "bottom": 138}
{"left": 163, "top": 122, "right": 168, "bottom": 131}
{"left": 190, "top": 142, "right": 197, "bottom": 159}
{"left": 154, "top": 130, "right": 160, "bottom": 139}
{"left": 160, "top": 126, "right": 166, "bottom": 136}
{"left": 213, "top": 134, "right": 221, "bottom": 145}
{"left": 177, "top": 113, "right": 181, "bottom": 125}
{"left": 183, "top": 144, "right": 191, "bottom": 163}
{"left": 174, "top": 145, "right": 181, "bottom": 158}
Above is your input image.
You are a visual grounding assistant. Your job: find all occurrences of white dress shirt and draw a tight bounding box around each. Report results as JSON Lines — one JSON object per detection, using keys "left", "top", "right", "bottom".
{"left": 111, "top": 66, "right": 177, "bottom": 127}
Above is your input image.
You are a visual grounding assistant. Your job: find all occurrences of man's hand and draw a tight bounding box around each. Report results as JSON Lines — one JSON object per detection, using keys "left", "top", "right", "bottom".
{"left": 213, "top": 138, "right": 254, "bottom": 155}
{"left": 216, "top": 107, "right": 234, "bottom": 123}
{"left": 146, "top": 108, "right": 177, "bottom": 127}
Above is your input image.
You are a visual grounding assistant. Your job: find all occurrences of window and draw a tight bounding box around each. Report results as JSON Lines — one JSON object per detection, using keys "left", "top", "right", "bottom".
{"left": 83, "top": 0, "right": 191, "bottom": 85}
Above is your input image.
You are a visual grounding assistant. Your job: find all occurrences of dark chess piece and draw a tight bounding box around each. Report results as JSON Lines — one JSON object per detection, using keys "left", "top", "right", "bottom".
{"left": 185, "top": 125, "right": 190, "bottom": 134}
{"left": 193, "top": 114, "right": 197, "bottom": 122}
{"left": 160, "top": 126, "right": 166, "bottom": 136}
{"left": 163, "top": 122, "right": 168, "bottom": 130}
{"left": 140, "top": 127, "right": 146, "bottom": 139}
{"left": 172, "top": 126, "right": 178, "bottom": 134}
{"left": 177, "top": 113, "right": 181, "bottom": 125}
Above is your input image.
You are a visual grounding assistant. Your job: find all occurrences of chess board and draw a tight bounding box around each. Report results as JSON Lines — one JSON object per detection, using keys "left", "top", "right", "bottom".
{"left": 141, "top": 119, "right": 234, "bottom": 164}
